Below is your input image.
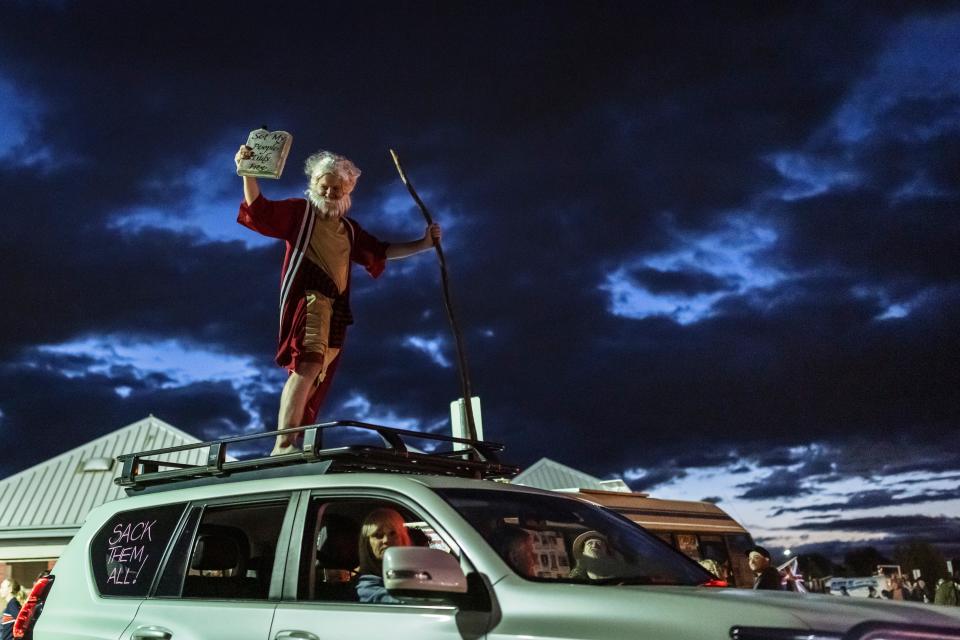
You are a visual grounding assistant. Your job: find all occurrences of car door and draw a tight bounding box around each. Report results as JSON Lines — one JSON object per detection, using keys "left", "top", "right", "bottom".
{"left": 124, "top": 492, "right": 299, "bottom": 640}
{"left": 37, "top": 503, "right": 190, "bottom": 640}
{"left": 268, "top": 491, "right": 487, "bottom": 640}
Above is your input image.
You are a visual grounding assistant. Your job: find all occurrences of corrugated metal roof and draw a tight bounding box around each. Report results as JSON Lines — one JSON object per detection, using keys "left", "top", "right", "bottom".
{"left": 511, "top": 457, "right": 610, "bottom": 491}
{"left": 573, "top": 489, "right": 746, "bottom": 533}
{"left": 0, "top": 416, "right": 204, "bottom": 533}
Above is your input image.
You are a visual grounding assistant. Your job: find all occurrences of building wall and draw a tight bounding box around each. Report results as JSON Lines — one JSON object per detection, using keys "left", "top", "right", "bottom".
{"left": 0, "top": 559, "right": 55, "bottom": 590}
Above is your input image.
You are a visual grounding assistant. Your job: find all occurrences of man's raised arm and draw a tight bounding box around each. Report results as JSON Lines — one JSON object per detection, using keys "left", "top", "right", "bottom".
{"left": 235, "top": 145, "right": 261, "bottom": 205}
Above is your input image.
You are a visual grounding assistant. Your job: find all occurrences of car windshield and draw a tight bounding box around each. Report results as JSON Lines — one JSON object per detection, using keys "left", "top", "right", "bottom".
{"left": 436, "top": 488, "right": 714, "bottom": 585}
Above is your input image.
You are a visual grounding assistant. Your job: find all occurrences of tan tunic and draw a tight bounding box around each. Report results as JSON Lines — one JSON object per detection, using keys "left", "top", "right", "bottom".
{"left": 305, "top": 216, "right": 350, "bottom": 294}
{"left": 301, "top": 216, "right": 351, "bottom": 371}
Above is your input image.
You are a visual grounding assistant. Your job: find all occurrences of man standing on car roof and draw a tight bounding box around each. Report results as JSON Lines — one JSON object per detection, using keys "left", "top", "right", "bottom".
{"left": 747, "top": 546, "right": 782, "bottom": 590}
{"left": 236, "top": 146, "right": 441, "bottom": 456}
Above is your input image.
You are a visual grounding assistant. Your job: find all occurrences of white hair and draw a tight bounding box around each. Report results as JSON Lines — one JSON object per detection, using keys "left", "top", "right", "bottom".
{"left": 304, "top": 150, "right": 361, "bottom": 194}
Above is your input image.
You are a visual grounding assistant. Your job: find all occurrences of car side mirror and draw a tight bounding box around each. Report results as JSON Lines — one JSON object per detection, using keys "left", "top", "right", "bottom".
{"left": 383, "top": 547, "right": 468, "bottom": 594}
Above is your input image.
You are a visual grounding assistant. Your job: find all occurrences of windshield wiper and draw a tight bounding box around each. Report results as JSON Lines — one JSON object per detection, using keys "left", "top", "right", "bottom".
{"left": 593, "top": 575, "right": 697, "bottom": 586}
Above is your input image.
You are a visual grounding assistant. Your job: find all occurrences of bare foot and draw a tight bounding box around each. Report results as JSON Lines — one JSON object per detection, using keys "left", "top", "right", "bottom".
{"left": 270, "top": 431, "right": 301, "bottom": 456}
{"left": 270, "top": 442, "right": 301, "bottom": 456}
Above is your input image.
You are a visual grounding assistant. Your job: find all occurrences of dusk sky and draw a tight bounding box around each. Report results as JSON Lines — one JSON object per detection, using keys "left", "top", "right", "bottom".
{"left": 2, "top": 1, "right": 958, "bottom": 558}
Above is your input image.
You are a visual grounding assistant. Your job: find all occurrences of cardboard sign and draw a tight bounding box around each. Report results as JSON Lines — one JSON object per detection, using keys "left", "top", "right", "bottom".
{"left": 527, "top": 529, "right": 570, "bottom": 578}
{"left": 237, "top": 128, "right": 293, "bottom": 179}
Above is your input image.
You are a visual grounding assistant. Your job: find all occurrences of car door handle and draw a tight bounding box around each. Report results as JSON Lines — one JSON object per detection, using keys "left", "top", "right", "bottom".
{"left": 131, "top": 626, "right": 173, "bottom": 640}
{"left": 275, "top": 631, "right": 320, "bottom": 640}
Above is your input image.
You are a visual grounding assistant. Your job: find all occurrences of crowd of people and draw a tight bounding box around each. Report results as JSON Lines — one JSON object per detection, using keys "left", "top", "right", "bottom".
{"left": 0, "top": 577, "right": 26, "bottom": 640}
{"left": 0, "top": 571, "right": 48, "bottom": 640}
{"left": 824, "top": 565, "right": 960, "bottom": 605}
{"left": 874, "top": 569, "right": 960, "bottom": 605}
{"left": 700, "top": 545, "right": 960, "bottom": 607}
{"left": 873, "top": 575, "right": 934, "bottom": 602}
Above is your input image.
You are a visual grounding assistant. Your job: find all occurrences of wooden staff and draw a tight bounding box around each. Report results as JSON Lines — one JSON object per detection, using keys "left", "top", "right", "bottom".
{"left": 389, "top": 149, "right": 478, "bottom": 442}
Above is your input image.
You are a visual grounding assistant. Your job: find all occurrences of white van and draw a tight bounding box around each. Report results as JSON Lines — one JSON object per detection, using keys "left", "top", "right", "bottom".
{"left": 16, "top": 422, "right": 960, "bottom": 640}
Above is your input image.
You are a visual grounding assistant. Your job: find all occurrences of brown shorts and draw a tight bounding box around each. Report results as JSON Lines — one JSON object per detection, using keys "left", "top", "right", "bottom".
{"left": 299, "top": 258, "right": 352, "bottom": 350}
{"left": 304, "top": 290, "right": 333, "bottom": 354}
{"left": 301, "top": 291, "right": 341, "bottom": 376}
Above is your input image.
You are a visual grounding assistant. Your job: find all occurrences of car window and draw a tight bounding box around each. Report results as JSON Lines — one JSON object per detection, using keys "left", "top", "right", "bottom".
{"left": 297, "top": 497, "right": 452, "bottom": 604}
{"left": 696, "top": 534, "right": 733, "bottom": 582}
{"left": 436, "top": 488, "right": 712, "bottom": 585}
{"left": 724, "top": 532, "right": 756, "bottom": 588}
{"left": 154, "top": 506, "right": 202, "bottom": 596}
{"left": 156, "top": 499, "right": 287, "bottom": 600}
{"left": 90, "top": 503, "right": 186, "bottom": 597}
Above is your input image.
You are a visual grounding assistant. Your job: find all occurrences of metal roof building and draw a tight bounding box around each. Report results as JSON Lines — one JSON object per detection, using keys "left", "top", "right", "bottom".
{"left": 511, "top": 457, "right": 756, "bottom": 588}
{"left": 0, "top": 415, "right": 203, "bottom": 564}
{"left": 512, "top": 457, "right": 631, "bottom": 493}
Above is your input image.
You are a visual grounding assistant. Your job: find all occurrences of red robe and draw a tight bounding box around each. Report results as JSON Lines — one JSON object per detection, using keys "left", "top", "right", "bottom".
{"left": 238, "top": 194, "right": 388, "bottom": 422}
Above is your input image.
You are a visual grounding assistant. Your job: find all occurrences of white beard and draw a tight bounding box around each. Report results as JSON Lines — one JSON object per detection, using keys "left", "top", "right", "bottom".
{"left": 307, "top": 190, "right": 351, "bottom": 219}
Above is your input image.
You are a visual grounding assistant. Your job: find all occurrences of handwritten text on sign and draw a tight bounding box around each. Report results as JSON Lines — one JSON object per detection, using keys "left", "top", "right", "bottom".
{"left": 246, "top": 131, "right": 287, "bottom": 170}
{"left": 237, "top": 128, "right": 293, "bottom": 179}
{"left": 106, "top": 519, "right": 156, "bottom": 585}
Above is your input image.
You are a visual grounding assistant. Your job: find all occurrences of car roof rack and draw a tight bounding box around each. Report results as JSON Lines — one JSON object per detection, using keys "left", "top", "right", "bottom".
{"left": 115, "top": 420, "right": 519, "bottom": 494}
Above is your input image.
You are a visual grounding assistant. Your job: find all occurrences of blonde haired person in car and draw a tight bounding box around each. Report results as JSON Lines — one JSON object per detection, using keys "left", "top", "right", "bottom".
{"left": 356, "top": 508, "right": 413, "bottom": 603}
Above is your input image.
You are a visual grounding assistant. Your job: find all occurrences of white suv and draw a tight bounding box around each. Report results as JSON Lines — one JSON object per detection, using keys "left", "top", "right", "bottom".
{"left": 18, "top": 422, "right": 960, "bottom": 640}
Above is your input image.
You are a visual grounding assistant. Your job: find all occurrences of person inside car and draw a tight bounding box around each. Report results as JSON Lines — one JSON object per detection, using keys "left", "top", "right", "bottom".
{"left": 569, "top": 530, "right": 616, "bottom": 580}
{"left": 356, "top": 508, "right": 413, "bottom": 603}
{"left": 747, "top": 546, "right": 782, "bottom": 590}
{"left": 493, "top": 526, "right": 539, "bottom": 578}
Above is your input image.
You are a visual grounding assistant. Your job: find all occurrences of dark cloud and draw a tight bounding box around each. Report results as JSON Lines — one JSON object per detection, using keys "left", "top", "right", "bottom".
{"left": 737, "top": 471, "right": 813, "bottom": 500}
{"left": 772, "top": 487, "right": 960, "bottom": 516}
{"left": 899, "top": 473, "right": 960, "bottom": 485}
{"left": 626, "top": 468, "right": 688, "bottom": 493}
{"left": 0, "top": 359, "right": 249, "bottom": 467}
{"left": 750, "top": 449, "right": 806, "bottom": 468}
{"left": 795, "top": 538, "right": 960, "bottom": 562}
{"left": 799, "top": 515, "right": 960, "bottom": 542}
{"left": 673, "top": 451, "right": 741, "bottom": 469}
{"left": 830, "top": 437, "right": 960, "bottom": 478}
{"left": 772, "top": 513, "right": 960, "bottom": 558}
{"left": 625, "top": 267, "right": 736, "bottom": 296}
{"left": 777, "top": 187, "right": 960, "bottom": 285}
